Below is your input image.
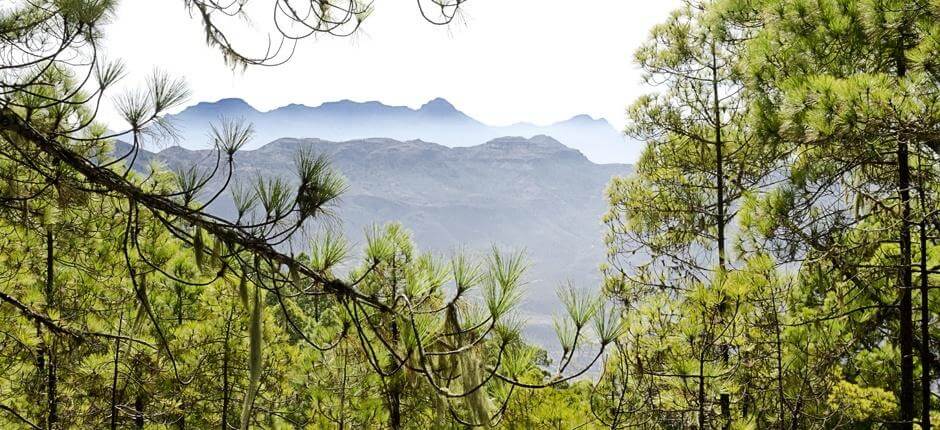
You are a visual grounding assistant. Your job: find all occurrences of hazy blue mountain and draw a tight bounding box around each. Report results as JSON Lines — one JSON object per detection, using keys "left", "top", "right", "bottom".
{"left": 118, "top": 135, "right": 633, "bottom": 345}
{"left": 160, "top": 97, "right": 639, "bottom": 163}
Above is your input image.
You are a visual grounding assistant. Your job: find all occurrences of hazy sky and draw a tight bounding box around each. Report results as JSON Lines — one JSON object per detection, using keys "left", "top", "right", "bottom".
{"left": 100, "top": 1, "right": 680, "bottom": 130}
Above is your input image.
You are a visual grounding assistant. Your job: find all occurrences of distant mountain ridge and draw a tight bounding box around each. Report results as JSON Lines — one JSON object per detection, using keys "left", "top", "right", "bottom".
{"left": 118, "top": 135, "right": 633, "bottom": 345}
{"left": 160, "top": 97, "right": 638, "bottom": 164}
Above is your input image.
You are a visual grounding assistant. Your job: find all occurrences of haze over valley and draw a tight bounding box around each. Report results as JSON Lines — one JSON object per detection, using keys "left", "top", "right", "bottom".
{"left": 126, "top": 103, "right": 636, "bottom": 345}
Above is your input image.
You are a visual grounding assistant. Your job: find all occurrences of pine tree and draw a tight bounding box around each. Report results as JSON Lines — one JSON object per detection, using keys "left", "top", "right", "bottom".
{"left": 603, "top": 1, "right": 773, "bottom": 427}
{"left": 722, "top": 0, "right": 940, "bottom": 426}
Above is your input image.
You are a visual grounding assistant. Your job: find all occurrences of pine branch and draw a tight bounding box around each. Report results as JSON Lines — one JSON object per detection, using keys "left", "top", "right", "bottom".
{"left": 0, "top": 107, "right": 389, "bottom": 313}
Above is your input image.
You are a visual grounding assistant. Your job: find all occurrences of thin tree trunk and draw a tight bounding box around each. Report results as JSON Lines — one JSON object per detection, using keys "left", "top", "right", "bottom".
{"left": 35, "top": 320, "right": 45, "bottom": 426}
{"left": 45, "top": 230, "right": 54, "bottom": 307}
{"left": 133, "top": 354, "right": 146, "bottom": 430}
{"left": 711, "top": 41, "right": 732, "bottom": 430}
{"left": 339, "top": 343, "right": 348, "bottom": 430}
{"left": 134, "top": 392, "right": 145, "bottom": 430}
{"left": 897, "top": 134, "right": 915, "bottom": 430}
{"left": 771, "top": 288, "right": 786, "bottom": 430}
{"left": 47, "top": 346, "right": 57, "bottom": 429}
{"left": 896, "top": 23, "right": 915, "bottom": 429}
{"left": 110, "top": 313, "right": 124, "bottom": 430}
{"left": 699, "top": 325, "right": 707, "bottom": 429}
{"left": 45, "top": 230, "right": 58, "bottom": 429}
{"left": 221, "top": 305, "right": 234, "bottom": 430}
{"left": 918, "top": 177, "right": 931, "bottom": 430}
{"left": 388, "top": 381, "right": 402, "bottom": 430}
{"left": 387, "top": 319, "right": 403, "bottom": 430}
{"left": 789, "top": 397, "right": 803, "bottom": 430}
{"left": 386, "top": 265, "right": 403, "bottom": 430}
{"left": 176, "top": 283, "right": 184, "bottom": 325}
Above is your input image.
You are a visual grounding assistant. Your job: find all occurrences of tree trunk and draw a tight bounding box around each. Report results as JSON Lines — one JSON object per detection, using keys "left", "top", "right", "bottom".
{"left": 389, "top": 389, "right": 402, "bottom": 430}
{"left": 339, "top": 343, "right": 348, "bottom": 430}
{"left": 918, "top": 179, "right": 931, "bottom": 430}
{"left": 47, "top": 348, "right": 57, "bottom": 429}
{"left": 35, "top": 322, "right": 45, "bottom": 427}
{"left": 698, "top": 349, "right": 706, "bottom": 429}
{"left": 896, "top": 23, "right": 915, "bottom": 429}
{"left": 134, "top": 393, "right": 145, "bottom": 430}
{"left": 897, "top": 135, "right": 915, "bottom": 430}
{"left": 133, "top": 355, "right": 146, "bottom": 430}
{"left": 175, "top": 283, "right": 184, "bottom": 325}
{"left": 772, "top": 288, "right": 786, "bottom": 430}
{"left": 110, "top": 313, "right": 124, "bottom": 430}
{"left": 45, "top": 230, "right": 58, "bottom": 429}
{"left": 222, "top": 306, "right": 233, "bottom": 430}
{"left": 711, "top": 41, "right": 732, "bottom": 430}
{"left": 387, "top": 320, "right": 402, "bottom": 430}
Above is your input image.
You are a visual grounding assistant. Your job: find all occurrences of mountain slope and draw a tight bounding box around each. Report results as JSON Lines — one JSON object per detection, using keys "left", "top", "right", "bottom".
{"left": 123, "top": 135, "right": 632, "bottom": 343}
{"left": 160, "top": 98, "right": 639, "bottom": 163}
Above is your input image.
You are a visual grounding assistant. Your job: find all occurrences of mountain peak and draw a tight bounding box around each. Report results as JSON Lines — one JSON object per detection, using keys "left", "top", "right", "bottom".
{"left": 419, "top": 97, "right": 458, "bottom": 114}
{"left": 566, "top": 114, "right": 599, "bottom": 123}
{"left": 214, "top": 97, "right": 250, "bottom": 106}
{"left": 483, "top": 135, "right": 567, "bottom": 149}
{"left": 183, "top": 98, "right": 258, "bottom": 117}
{"left": 278, "top": 102, "right": 313, "bottom": 110}
{"left": 529, "top": 134, "right": 567, "bottom": 147}
{"left": 320, "top": 99, "right": 376, "bottom": 108}
{"left": 321, "top": 99, "right": 363, "bottom": 106}
{"left": 465, "top": 135, "right": 587, "bottom": 162}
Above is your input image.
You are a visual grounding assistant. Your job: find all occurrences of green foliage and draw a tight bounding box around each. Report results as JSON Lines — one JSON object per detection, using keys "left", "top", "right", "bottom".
{"left": 601, "top": 0, "right": 940, "bottom": 429}
{"left": 2, "top": 0, "right": 938, "bottom": 428}
{"left": 828, "top": 380, "right": 898, "bottom": 424}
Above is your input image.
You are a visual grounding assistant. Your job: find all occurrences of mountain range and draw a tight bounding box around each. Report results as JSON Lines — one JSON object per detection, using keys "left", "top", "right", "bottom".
{"left": 159, "top": 97, "right": 639, "bottom": 164}
{"left": 119, "top": 134, "right": 633, "bottom": 345}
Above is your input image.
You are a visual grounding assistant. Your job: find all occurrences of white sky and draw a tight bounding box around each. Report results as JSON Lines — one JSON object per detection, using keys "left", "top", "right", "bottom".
{"left": 100, "top": 0, "right": 680, "bottom": 130}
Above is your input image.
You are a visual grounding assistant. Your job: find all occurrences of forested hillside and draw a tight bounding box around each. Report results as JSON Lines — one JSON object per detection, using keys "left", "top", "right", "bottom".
{"left": 0, "top": 0, "right": 938, "bottom": 429}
